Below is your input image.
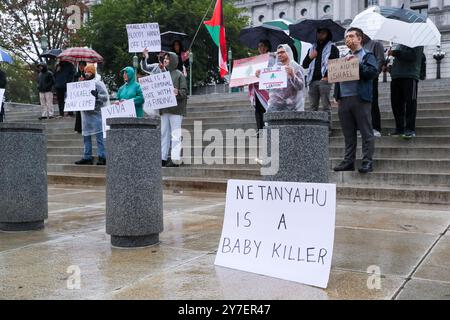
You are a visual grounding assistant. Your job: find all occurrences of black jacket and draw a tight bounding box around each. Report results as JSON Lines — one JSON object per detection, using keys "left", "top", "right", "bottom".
{"left": 0, "top": 69, "right": 6, "bottom": 89}
{"left": 54, "top": 61, "right": 75, "bottom": 89}
{"left": 38, "top": 64, "right": 55, "bottom": 93}
{"left": 302, "top": 41, "right": 340, "bottom": 81}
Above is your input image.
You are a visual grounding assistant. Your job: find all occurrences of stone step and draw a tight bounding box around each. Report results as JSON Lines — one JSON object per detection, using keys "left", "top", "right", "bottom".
{"left": 330, "top": 146, "right": 450, "bottom": 159}
{"left": 332, "top": 125, "right": 450, "bottom": 136}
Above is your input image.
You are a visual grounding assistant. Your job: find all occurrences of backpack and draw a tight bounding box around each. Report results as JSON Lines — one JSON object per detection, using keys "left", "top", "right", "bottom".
{"left": 420, "top": 53, "right": 426, "bottom": 81}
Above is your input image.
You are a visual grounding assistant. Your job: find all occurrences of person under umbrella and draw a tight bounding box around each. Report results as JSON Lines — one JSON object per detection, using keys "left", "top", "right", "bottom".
{"left": 256, "top": 44, "right": 305, "bottom": 112}
{"left": 74, "top": 65, "right": 109, "bottom": 166}
{"left": 54, "top": 60, "right": 75, "bottom": 118}
{"left": 171, "top": 40, "right": 190, "bottom": 75}
{"left": 248, "top": 39, "right": 276, "bottom": 135}
{"left": 74, "top": 61, "right": 87, "bottom": 134}
{"left": 302, "top": 28, "right": 340, "bottom": 131}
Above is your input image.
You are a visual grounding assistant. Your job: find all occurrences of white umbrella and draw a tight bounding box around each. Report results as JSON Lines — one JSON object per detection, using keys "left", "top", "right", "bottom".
{"left": 350, "top": 6, "right": 441, "bottom": 48}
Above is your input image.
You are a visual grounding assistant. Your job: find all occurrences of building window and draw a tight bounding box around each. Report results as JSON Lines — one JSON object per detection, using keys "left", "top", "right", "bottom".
{"left": 279, "top": 11, "right": 286, "bottom": 19}
{"left": 301, "top": 9, "right": 308, "bottom": 16}
{"left": 323, "top": 5, "right": 331, "bottom": 14}
{"left": 258, "top": 14, "right": 264, "bottom": 22}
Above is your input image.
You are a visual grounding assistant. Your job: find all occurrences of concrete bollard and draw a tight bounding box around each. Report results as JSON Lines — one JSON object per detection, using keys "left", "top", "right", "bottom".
{"left": 262, "top": 111, "right": 330, "bottom": 183}
{"left": 0, "top": 123, "right": 48, "bottom": 231}
{"left": 105, "top": 117, "right": 163, "bottom": 248}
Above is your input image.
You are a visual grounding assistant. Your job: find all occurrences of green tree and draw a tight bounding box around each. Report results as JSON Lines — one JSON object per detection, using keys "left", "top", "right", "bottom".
{"left": 1, "top": 60, "right": 39, "bottom": 104}
{"left": 72, "top": 0, "right": 249, "bottom": 90}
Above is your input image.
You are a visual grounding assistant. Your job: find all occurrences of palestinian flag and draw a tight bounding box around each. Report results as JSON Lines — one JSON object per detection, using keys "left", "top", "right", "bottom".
{"left": 204, "top": 0, "right": 228, "bottom": 78}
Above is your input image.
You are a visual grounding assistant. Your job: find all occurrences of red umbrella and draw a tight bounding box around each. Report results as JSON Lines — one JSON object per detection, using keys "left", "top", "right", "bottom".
{"left": 58, "top": 47, "right": 104, "bottom": 63}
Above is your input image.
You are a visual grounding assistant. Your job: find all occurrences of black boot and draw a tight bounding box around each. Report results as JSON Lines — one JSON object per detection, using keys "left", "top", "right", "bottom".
{"left": 96, "top": 157, "right": 106, "bottom": 166}
{"left": 333, "top": 161, "right": 355, "bottom": 172}
{"left": 75, "top": 158, "right": 93, "bottom": 165}
{"left": 358, "top": 162, "right": 373, "bottom": 174}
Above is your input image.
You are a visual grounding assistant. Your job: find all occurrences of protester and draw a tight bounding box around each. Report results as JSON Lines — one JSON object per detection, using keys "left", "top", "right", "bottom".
{"left": 388, "top": 44, "right": 424, "bottom": 139}
{"left": 117, "top": 66, "right": 145, "bottom": 118}
{"left": 257, "top": 44, "right": 305, "bottom": 112}
{"left": 0, "top": 67, "right": 6, "bottom": 123}
{"left": 74, "top": 61, "right": 87, "bottom": 134}
{"left": 302, "top": 28, "right": 340, "bottom": 129}
{"left": 248, "top": 39, "right": 275, "bottom": 135}
{"left": 171, "top": 40, "right": 189, "bottom": 75}
{"left": 364, "top": 38, "right": 385, "bottom": 137}
{"left": 333, "top": 27, "right": 378, "bottom": 174}
{"left": 161, "top": 52, "right": 188, "bottom": 167}
{"left": 54, "top": 60, "right": 75, "bottom": 118}
{"left": 74, "top": 65, "right": 109, "bottom": 166}
{"left": 37, "top": 63, "right": 55, "bottom": 120}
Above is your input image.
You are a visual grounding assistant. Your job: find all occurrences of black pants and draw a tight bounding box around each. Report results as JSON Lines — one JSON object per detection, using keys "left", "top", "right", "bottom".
{"left": 74, "top": 111, "right": 82, "bottom": 133}
{"left": 371, "top": 78, "right": 381, "bottom": 132}
{"left": 56, "top": 88, "right": 66, "bottom": 116}
{"left": 254, "top": 96, "right": 266, "bottom": 131}
{"left": 0, "top": 103, "right": 4, "bottom": 123}
{"left": 338, "top": 96, "right": 375, "bottom": 164}
{"left": 390, "top": 78, "right": 418, "bottom": 133}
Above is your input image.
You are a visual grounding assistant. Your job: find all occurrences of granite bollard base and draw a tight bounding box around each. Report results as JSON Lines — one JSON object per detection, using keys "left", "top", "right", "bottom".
{"left": 106, "top": 118, "right": 163, "bottom": 248}
{"left": 262, "top": 111, "right": 330, "bottom": 183}
{"left": 0, "top": 123, "right": 48, "bottom": 232}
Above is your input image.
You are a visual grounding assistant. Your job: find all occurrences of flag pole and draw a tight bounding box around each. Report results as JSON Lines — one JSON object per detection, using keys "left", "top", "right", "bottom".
{"left": 188, "top": 0, "right": 215, "bottom": 52}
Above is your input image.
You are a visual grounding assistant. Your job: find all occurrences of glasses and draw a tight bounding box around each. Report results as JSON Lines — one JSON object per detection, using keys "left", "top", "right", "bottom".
{"left": 277, "top": 50, "right": 287, "bottom": 55}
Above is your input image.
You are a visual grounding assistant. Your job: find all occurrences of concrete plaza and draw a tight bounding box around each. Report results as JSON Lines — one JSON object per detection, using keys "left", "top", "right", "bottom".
{"left": 0, "top": 185, "right": 449, "bottom": 300}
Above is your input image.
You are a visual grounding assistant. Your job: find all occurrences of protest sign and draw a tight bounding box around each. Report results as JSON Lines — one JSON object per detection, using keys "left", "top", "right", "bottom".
{"left": 215, "top": 180, "right": 336, "bottom": 289}
{"left": 64, "top": 80, "right": 96, "bottom": 112}
{"left": 101, "top": 99, "right": 137, "bottom": 138}
{"left": 139, "top": 72, "right": 177, "bottom": 113}
{"left": 327, "top": 57, "right": 360, "bottom": 83}
{"left": 127, "top": 23, "right": 161, "bottom": 53}
{"left": 229, "top": 54, "right": 270, "bottom": 88}
{"left": 259, "top": 66, "right": 288, "bottom": 90}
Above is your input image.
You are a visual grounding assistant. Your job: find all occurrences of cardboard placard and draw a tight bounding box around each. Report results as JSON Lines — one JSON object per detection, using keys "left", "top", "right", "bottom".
{"left": 127, "top": 23, "right": 161, "bottom": 53}
{"left": 327, "top": 57, "right": 360, "bottom": 83}
{"left": 64, "top": 80, "right": 96, "bottom": 112}
{"left": 259, "top": 66, "right": 288, "bottom": 90}
{"left": 215, "top": 180, "right": 336, "bottom": 289}
{"left": 101, "top": 99, "right": 137, "bottom": 138}
{"left": 139, "top": 72, "right": 177, "bottom": 112}
{"left": 229, "top": 54, "right": 270, "bottom": 88}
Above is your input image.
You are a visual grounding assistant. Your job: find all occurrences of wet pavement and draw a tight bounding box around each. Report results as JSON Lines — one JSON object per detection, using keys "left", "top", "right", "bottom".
{"left": 1, "top": 186, "right": 449, "bottom": 300}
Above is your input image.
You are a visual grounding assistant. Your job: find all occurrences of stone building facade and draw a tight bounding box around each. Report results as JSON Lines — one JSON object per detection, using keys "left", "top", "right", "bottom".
{"left": 235, "top": 0, "right": 450, "bottom": 79}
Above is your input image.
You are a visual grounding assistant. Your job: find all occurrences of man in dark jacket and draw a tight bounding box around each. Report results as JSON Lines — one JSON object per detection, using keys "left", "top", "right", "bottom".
{"left": 333, "top": 27, "right": 378, "bottom": 174}
{"left": 302, "top": 28, "right": 340, "bottom": 129}
{"left": 388, "top": 44, "right": 424, "bottom": 139}
{"left": 54, "top": 61, "right": 75, "bottom": 117}
{"left": 0, "top": 68, "right": 6, "bottom": 122}
{"left": 37, "top": 63, "right": 55, "bottom": 120}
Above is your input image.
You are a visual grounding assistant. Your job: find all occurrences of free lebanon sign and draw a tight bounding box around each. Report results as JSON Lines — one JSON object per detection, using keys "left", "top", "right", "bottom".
{"left": 229, "top": 54, "right": 270, "bottom": 88}
{"left": 215, "top": 180, "right": 336, "bottom": 289}
{"left": 258, "top": 66, "right": 288, "bottom": 90}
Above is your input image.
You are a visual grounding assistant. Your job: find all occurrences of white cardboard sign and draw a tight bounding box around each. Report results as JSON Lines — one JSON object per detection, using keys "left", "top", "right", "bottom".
{"left": 127, "top": 23, "right": 161, "bottom": 53}
{"left": 139, "top": 72, "right": 177, "bottom": 112}
{"left": 64, "top": 80, "right": 96, "bottom": 112}
{"left": 215, "top": 179, "right": 336, "bottom": 289}
{"left": 259, "top": 66, "right": 288, "bottom": 90}
{"left": 101, "top": 99, "right": 137, "bottom": 138}
{"left": 0, "top": 89, "right": 4, "bottom": 112}
{"left": 327, "top": 57, "right": 360, "bottom": 83}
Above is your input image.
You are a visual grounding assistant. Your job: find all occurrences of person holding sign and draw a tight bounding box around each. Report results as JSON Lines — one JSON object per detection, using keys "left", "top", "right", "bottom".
{"left": 159, "top": 52, "right": 188, "bottom": 167}
{"left": 117, "top": 67, "right": 145, "bottom": 118}
{"left": 256, "top": 44, "right": 305, "bottom": 112}
{"left": 248, "top": 40, "right": 275, "bottom": 134}
{"left": 75, "top": 65, "right": 109, "bottom": 166}
{"left": 333, "top": 28, "right": 378, "bottom": 174}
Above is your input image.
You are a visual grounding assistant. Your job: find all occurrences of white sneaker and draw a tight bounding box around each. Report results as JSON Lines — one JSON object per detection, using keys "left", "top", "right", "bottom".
{"left": 373, "top": 129, "right": 382, "bottom": 137}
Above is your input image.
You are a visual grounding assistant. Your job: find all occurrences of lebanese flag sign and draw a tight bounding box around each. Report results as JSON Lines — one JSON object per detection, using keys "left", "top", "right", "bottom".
{"left": 229, "top": 53, "right": 270, "bottom": 88}
{"left": 204, "top": 0, "right": 228, "bottom": 78}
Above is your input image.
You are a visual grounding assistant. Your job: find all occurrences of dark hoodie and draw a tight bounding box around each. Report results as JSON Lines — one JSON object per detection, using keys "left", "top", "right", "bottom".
{"left": 160, "top": 52, "right": 188, "bottom": 116}
{"left": 302, "top": 29, "right": 340, "bottom": 82}
{"left": 37, "top": 64, "right": 54, "bottom": 93}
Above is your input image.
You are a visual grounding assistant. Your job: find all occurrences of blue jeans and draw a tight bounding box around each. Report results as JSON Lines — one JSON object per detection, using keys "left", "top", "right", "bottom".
{"left": 83, "top": 132, "right": 105, "bottom": 160}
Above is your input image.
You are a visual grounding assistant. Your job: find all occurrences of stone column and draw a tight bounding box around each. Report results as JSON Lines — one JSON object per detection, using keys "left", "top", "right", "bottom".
{"left": 262, "top": 112, "right": 330, "bottom": 183}
{"left": 391, "top": 0, "right": 400, "bottom": 8}
{"left": 344, "top": 0, "right": 353, "bottom": 23}
{"left": 443, "top": 0, "right": 450, "bottom": 8}
{"left": 0, "top": 123, "right": 47, "bottom": 231}
{"left": 378, "top": 0, "right": 387, "bottom": 6}
{"left": 429, "top": 0, "right": 440, "bottom": 11}
{"left": 105, "top": 118, "right": 163, "bottom": 248}
{"left": 267, "top": 3, "right": 274, "bottom": 20}
{"left": 288, "top": 0, "right": 295, "bottom": 20}
{"left": 333, "top": 0, "right": 341, "bottom": 22}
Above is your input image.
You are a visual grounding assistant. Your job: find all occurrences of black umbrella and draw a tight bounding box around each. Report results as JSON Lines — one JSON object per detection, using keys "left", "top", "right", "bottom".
{"left": 289, "top": 19, "right": 346, "bottom": 44}
{"left": 239, "top": 24, "right": 294, "bottom": 51}
{"left": 161, "top": 31, "right": 191, "bottom": 51}
{"left": 39, "top": 48, "right": 63, "bottom": 59}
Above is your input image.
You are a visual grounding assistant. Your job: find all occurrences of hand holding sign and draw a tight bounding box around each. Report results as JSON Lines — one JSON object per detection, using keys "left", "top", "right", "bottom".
{"left": 101, "top": 99, "right": 137, "bottom": 138}
{"left": 127, "top": 23, "right": 161, "bottom": 53}
{"left": 327, "top": 57, "right": 360, "bottom": 83}
{"left": 139, "top": 72, "right": 177, "bottom": 113}
{"left": 259, "top": 66, "right": 288, "bottom": 90}
{"left": 64, "top": 80, "right": 96, "bottom": 112}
